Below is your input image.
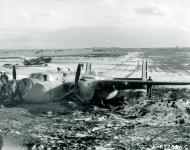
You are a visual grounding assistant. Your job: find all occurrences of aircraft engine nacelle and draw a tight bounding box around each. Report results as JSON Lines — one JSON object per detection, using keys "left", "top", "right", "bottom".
{"left": 75, "top": 80, "right": 127, "bottom": 106}
{"left": 17, "top": 78, "right": 63, "bottom": 103}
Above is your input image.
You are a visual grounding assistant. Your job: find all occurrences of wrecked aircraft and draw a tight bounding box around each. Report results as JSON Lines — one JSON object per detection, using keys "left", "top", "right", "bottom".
{"left": 23, "top": 56, "right": 52, "bottom": 66}
{"left": 11, "top": 61, "right": 190, "bottom": 107}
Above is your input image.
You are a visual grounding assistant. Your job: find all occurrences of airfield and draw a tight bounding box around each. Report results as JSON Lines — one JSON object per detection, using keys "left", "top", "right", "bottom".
{"left": 0, "top": 47, "right": 190, "bottom": 149}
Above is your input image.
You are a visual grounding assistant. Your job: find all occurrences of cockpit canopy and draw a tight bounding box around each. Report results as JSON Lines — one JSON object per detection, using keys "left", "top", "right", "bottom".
{"left": 29, "top": 73, "right": 49, "bottom": 81}
{"left": 29, "top": 72, "right": 67, "bottom": 82}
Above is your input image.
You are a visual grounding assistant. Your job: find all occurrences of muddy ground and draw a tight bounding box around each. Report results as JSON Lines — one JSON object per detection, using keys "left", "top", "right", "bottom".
{"left": 0, "top": 48, "right": 190, "bottom": 149}
{"left": 0, "top": 88, "right": 190, "bottom": 150}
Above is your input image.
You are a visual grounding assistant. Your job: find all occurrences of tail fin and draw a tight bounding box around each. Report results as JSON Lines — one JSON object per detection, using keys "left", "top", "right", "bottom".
{"left": 85, "top": 62, "right": 92, "bottom": 74}
{"left": 142, "top": 60, "right": 147, "bottom": 81}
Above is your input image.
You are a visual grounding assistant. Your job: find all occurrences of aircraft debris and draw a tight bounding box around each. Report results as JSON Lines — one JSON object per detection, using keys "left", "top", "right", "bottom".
{"left": 23, "top": 56, "right": 52, "bottom": 66}
{"left": 1, "top": 61, "right": 190, "bottom": 109}
{"left": 3, "top": 63, "right": 19, "bottom": 68}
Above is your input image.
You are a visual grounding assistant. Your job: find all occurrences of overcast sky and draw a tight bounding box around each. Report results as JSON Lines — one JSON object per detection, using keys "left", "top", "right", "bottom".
{"left": 0, "top": 0, "right": 190, "bottom": 49}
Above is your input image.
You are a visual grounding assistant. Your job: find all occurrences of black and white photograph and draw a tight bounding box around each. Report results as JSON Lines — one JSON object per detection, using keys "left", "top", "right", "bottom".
{"left": 0, "top": 0, "right": 190, "bottom": 149}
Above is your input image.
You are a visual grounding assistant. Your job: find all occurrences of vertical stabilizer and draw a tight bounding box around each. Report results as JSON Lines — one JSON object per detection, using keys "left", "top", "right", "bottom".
{"left": 142, "top": 60, "right": 147, "bottom": 81}
{"left": 85, "top": 62, "right": 92, "bottom": 74}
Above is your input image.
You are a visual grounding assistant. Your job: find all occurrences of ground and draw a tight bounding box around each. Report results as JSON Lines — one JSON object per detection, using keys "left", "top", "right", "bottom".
{"left": 0, "top": 48, "right": 190, "bottom": 150}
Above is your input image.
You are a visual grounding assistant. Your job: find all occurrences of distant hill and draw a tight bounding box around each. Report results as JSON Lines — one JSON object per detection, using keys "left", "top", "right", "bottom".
{"left": 0, "top": 47, "right": 190, "bottom": 58}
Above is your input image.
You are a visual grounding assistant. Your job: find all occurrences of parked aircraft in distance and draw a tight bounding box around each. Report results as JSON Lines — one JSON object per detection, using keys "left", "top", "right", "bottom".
{"left": 13, "top": 61, "right": 190, "bottom": 107}
{"left": 23, "top": 56, "right": 52, "bottom": 66}
{"left": 3, "top": 63, "right": 19, "bottom": 69}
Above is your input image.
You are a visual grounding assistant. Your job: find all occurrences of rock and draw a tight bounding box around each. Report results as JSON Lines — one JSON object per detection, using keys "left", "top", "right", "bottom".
{"left": 47, "top": 111, "right": 53, "bottom": 116}
{"left": 36, "top": 144, "right": 44, "bottom": 150}
{"left": 171, "top": 102, "right": 177, "bottom": 108}
{"left": 179, "top": 118, "right": 185, "bottom": 124}
{"left": 185, "top": 107, "right": 190, "bottom": 115}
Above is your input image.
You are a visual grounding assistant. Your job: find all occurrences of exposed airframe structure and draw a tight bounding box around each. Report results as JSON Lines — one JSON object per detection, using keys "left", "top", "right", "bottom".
{"left": 11, "top": 60, "right": 190, "bottom": 107}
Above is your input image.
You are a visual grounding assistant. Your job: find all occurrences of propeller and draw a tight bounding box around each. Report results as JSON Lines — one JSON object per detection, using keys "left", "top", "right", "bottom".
{"left": 74, "top": 63, "right": 82, "bottom": 89}
{"left": 12, "top": 65, "right": 16, "bottom": 80}
{"left": 61, "top": 63, "right": 84, "bottom": 104}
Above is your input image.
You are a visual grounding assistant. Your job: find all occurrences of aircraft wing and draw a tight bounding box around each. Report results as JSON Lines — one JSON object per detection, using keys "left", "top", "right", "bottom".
{"left": 112, "top": 80, "right": 190, "bottom": 85}
{"left": 89, "top": 79, "right": 190, "bottom": 91}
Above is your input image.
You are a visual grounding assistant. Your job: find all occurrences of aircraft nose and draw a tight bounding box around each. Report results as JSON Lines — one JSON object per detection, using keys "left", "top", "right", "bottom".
{"left": 17, "top": 78, "right": 33, "bottom": 99}
{"left": 77, "top": 81, "right": 94, "bottom": 102}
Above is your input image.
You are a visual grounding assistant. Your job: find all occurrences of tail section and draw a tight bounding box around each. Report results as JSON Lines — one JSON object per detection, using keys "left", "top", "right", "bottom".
{"left": 142, "top": 59, "right": 147, "bottom": 81}
{"left": 114, "top": 60, "right": 147, "bottom": 81}
{"left": 84, "top": 62, "right": 96, "bottom": 76}
{"left": 85, "top": 62, "right": 92, "bottom": 74}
